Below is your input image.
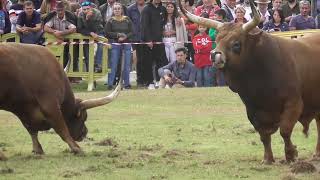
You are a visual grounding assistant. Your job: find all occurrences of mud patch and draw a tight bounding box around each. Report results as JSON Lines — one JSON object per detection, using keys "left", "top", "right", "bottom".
{"left": 151, "top": 174, "right": 168, "bottom": 179}
{"left": 84, "top": 165, "right": 109, "bottom": 172}
{"left": 0, "top": 167, "right": 14, "bottom": 174}
{"left": 61, "top": 170, "right": 81, "bottom": 178}
{"left": 95, "top": 138, "right": 118, "bottom": 147}
{"left": 139, "top": 144, "right": 163, "bottom": 152}
{"left": 107, "top": 148, "right": 125, "bottom": 158}
{"left": 290, "top": 161, "right": 316, "bottom": 174}
{"left": 138, "top": 152, "right": 154, "bottom": 160}
{"left": 162, "top": 149, "right": 183, "bottom": 158}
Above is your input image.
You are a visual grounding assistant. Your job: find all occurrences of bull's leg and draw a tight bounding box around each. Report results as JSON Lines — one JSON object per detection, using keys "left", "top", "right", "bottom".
{"left": 279, "top": 99, "right": 302, "bottom": 163}
{"left": 259, "top": 132, "right": 274, "bottom": 164}
{"left": 29, "top": 131, "right": 44, "bottom": 154}
{"left": 40, "top": 102, "right": 82, "bottom": 154}
{"left": 0, "top": 151, "right": 7, "bottom": 161}
{"left": 314, "top": 116, "right": 320, "bottom": 159}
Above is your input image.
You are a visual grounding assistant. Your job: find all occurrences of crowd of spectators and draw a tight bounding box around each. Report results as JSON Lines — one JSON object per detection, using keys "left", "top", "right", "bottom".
{"left": 1, "top": 0, "right": 319, "bottom": 89}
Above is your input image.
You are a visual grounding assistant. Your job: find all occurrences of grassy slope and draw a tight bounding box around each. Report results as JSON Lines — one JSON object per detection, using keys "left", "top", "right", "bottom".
{"left": 0, "top": 86, "right": 319, "bottom": 180}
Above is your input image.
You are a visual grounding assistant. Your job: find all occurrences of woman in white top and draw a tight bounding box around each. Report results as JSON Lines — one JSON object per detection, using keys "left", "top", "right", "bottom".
{"left": 162, "top": 2, "right": 188, "bottom": 63}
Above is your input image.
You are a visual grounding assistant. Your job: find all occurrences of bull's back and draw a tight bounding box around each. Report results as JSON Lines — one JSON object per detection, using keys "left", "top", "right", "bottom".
{"left": 0, "top": 43, "right": 67, "bottom": 110}
{"left": 283, "top": 33, "right": 320, "bottom": 109}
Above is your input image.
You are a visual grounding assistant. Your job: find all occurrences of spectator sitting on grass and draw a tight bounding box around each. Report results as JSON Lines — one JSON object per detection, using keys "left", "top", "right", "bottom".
{"left": 158, "top": 47, "right": 196, "bottom": 89}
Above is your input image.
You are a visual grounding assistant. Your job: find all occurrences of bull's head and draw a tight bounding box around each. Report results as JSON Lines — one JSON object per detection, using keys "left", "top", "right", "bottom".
{"left": 177, "top": 0, "right": 261, "bottom": 70}
{"left": 66, "top": 84, "right": 121, "bottom": 141}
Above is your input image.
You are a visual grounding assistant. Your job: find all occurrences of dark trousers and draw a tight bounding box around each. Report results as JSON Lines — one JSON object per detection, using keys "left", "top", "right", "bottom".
{"left": 63, "top": 43, "right": 79, "bottom": 71}
{"left": 141, "top": 44, "right": 168, "bottom": 85}
{"left": 135, "top": 44, "right": 145, "bottom": 84}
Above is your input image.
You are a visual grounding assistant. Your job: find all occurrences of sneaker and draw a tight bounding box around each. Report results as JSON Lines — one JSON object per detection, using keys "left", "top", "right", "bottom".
{"left": 155, "top": 81, "right": 159, "bottom": 88}
{"left": 107, "top": 85, "right": 113, "bottom": 90}
{"left": 165, "top": 84, "right": 170, "bottom": 89}
{"left": 148, "top": 83, "right": 155, "bottom": 90}
{"left": 124, "top": 85, "right": 131, "bottom": 90}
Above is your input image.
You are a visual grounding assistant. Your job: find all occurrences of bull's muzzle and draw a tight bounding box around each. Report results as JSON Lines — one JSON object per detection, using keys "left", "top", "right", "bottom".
{"left": 211, "top": 50, "right": 225, "bottom": 69}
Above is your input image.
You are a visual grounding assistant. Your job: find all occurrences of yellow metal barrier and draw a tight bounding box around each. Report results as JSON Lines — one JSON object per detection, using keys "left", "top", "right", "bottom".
{"left": 43, "top": 33, "right": 111, "bottom": 91}
{"left": 270, "top": 29, "right": 320, "bottom": 39}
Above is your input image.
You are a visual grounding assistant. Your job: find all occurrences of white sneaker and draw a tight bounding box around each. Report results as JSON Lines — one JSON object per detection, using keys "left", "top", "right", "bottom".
{"left": 148, "top": 83, "right": 155, "bottom": 90}
{"left": 165, "top": 84, "right": 170, "bottom": 89}
{"left": 155, "top": 81, "right": 159, "bottom": 88}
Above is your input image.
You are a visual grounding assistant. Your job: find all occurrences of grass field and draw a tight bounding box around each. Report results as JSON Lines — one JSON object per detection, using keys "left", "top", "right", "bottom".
{"left": 0, "top": 84, "right": 320, "bottom": 180}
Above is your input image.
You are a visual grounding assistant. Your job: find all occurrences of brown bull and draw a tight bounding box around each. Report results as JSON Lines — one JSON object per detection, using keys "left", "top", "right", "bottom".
{"left": 0, "top": 43, "right": 121, "bottom": 159}
{"left": 177, "top": 0, "right": 320, "bottom": 164}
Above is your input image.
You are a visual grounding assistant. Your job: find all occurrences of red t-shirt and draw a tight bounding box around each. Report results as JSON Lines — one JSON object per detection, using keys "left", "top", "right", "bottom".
{"left": 192, "top": 33, "right": 212, "bottom": 68}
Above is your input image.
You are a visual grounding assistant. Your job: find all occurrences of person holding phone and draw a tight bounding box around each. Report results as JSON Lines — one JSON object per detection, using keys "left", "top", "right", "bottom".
{"left": 263, "top": 8, "right": 289, "bottom": 32}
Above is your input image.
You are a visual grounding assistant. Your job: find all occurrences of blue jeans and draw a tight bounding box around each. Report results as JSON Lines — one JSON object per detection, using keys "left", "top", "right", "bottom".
{"left": 107, "top": 44, "right": 131, "bottom": 87}
{"left": 216, "top": 69, "right": 226, "bottom": 86}
{"left": 20, "top": 31, "right": 42, "bottom": 44}
{"left": 196, "top": 65, "right": 213, "bottom": 87}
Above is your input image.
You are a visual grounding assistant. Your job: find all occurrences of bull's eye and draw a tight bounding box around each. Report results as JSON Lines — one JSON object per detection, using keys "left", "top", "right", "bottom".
{"left": 231, "top": 41, "right": 241, "bottom": 54}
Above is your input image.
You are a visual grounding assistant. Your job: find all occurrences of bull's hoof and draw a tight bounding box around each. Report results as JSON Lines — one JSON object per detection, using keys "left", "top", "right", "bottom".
{"left": 312, "top": 153, "right": 320, "bottom": 161}
{"left": 285, "top": 145, "right": 298, "bottom": 162}
{"left": 261, "top": 158, "right": 275, "bottom": 165}
{"left": 32, "top": 149, "right": 44, "bottom": 155}
{"left": 71, "top": 147, "right": 83, "bottom": 155}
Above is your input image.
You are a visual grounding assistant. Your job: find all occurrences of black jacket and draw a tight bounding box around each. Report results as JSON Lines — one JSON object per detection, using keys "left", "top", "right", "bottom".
{"left": 140, "top": 2, "right": 166, "bottom": 42}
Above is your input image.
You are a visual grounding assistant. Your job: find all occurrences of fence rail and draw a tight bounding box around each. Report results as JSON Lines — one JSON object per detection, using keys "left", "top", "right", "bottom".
{"left": 0, "top": 29, "right": 319, "bottom": 91}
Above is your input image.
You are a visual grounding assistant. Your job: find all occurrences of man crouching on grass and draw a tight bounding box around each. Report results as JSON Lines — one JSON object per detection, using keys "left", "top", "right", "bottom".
{"left": 158, "top": 47, "right": 196, "bottom": 88}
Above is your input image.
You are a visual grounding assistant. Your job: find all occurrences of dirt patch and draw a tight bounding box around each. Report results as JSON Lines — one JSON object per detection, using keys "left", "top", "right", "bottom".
{"left": 138, "top": 152, "right": 154, "bottom": 160}
{"left": 95, "top": 138, "right": 118, "bottom": 147}
{"left": 162, "top": 149, "right": 183, "bottom": 158}
{"left": 290, "top": 161, "right": 316, "bottom": 174}
{"left": 0, "top": 167, "right": 14, "bottom": 174}
{"left": 107, "top": 148, "right": 125, "bottom": 158}
{"left": 151, "top": 174, "right": 168, "bottom": 179}
{"left": 203, "top": 159, "right": 224, "bottom": 165}
{"left": 245, "top": 128, "right": 256, "bottom": 134}
{"left": 139, "top": 144, "right": 163, "bottom": 152}
{"left": 84, "top": 165, "right": 108, "bottom": 172}
{"left": 60, "top": 170, "right": 81, "bottom": 178}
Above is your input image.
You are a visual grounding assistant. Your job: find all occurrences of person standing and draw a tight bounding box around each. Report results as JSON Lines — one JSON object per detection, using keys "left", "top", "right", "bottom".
{"left": 141, "top": 0, "right": 168, "bottom": 89}
{"left": 127, "top": 0, "right": 145, "bottom": 87}
{"left": 105, "top": 2, "right": 133, "bottom": 90}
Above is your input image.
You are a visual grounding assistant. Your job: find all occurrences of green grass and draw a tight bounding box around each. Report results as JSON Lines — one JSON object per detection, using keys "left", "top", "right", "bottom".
{"left": 0, "top": 85, "right": 320, "bottom": 180}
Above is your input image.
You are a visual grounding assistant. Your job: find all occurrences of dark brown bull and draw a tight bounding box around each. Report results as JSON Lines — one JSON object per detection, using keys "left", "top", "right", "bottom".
{"left": 178, "top": 0, "right": 320, "bottom": 164}
{"left": 0, "top": 43, "right": 121, "bottom": 159}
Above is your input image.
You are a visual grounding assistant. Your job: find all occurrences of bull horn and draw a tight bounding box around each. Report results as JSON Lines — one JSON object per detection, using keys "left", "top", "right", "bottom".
{"left": 242, "top": 0, "right": 261, "bottom": 33}
{"left": 79, "top": 83, "right": 121, "bottom": 110}
{"left": 177, "top": 0, "right": 223, "bottom": 29}
{"left": 80, "top": 52, "right": 125, "bottom": 110}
